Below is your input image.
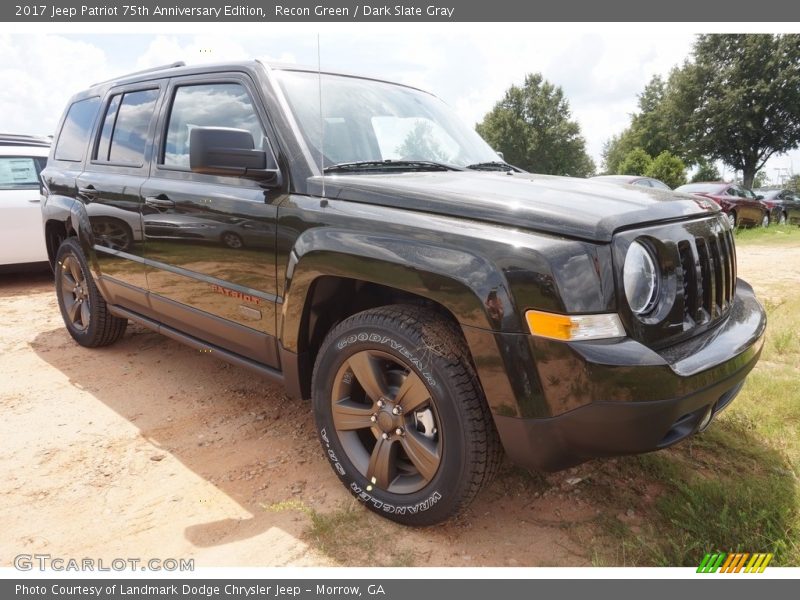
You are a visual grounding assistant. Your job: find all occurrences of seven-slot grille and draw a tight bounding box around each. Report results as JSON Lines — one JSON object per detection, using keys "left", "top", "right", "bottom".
{"left": 677, "top": 225, "right": 736, "bottom": 326}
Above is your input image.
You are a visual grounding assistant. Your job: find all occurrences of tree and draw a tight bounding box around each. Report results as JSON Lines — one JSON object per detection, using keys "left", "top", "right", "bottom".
{"left": 601, "top": 73, "right": 690, "bottom": 173}
{"left": 396, "top": 121, "right": 449, "bottom": 162}
{"left": 671, "top": 34, "right": 800, "bottom": 189}
{"left": 602, "top": 129, "right": 638, "bottom": 174}
{"left": 752, "top": 170, "right": 769, "bottom": 189}
{"left": 645, "top": 151, "right": 687, "bottom": 189}
{"left": 476, "top": 73, "right": 595, "bottom": 177}
{"left": 788, "top": 174, "right": 800, "bottom": 193}
{"left": 691, "top": 160, "right": 721, "bottom": 182}
{"left": 617, "top": 148, "right": 653, "bottom": 176}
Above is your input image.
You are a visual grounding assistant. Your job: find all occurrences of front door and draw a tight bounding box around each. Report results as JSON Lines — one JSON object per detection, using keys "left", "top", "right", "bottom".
{"left": 142, "top": 74, "right": 282, "bottom": 367}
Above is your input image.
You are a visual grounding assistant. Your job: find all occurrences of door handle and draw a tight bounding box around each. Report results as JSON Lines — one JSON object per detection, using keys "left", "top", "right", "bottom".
{"left": 28, "top": 198, "right": 41, "bottom": 204}
{"left": 144, "top": 194, "right": 175, "bottom": 209}
{"left": 78, "top": 186, "right": 99, "bottom": 202}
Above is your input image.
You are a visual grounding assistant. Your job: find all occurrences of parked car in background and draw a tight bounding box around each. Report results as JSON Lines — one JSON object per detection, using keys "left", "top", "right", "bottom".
{"left": 754, "top": 189, "right": 800, "bottom": 226}
{"left": 590, "top": 174, "right": 672, "bottom": 190}
{"left": 0, "top": 134, "right": 50, "bottom": 271}
{"left": 675, "top": 182, "right": 768, "bottom": 228}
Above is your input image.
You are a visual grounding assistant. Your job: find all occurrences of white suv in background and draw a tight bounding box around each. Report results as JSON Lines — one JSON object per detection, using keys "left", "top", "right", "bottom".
{"left": 0, "top": 134, "right": 50, "bottom": 271}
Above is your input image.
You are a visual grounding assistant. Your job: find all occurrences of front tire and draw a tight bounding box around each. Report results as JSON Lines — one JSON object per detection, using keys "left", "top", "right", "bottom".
{"left": 55, "top": 238, "right": 127, "bottom": 347}
{"left": 762, "top": 213, "right": 770, "bottom": 228}
{"left": 727, "top": 211, "right": 737, "bottom": 229}
{"left": 779, "top": 212, "right": 787, "bottom": 226}
{"left": 311, "top": 304, "right": 501, "bottom": 526}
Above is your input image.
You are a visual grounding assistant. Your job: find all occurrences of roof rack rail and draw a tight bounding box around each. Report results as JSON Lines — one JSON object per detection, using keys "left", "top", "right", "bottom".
{"left": 0, "top": 133, "right": 51, "bottom": 147}
{"left": 91, "top": 61, "right": 186, "bottom": 87}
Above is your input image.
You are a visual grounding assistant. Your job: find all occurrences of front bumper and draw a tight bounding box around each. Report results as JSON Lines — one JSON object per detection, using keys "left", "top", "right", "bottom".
{"left": 494, "top": 279, "right": 766, "bottom": 471}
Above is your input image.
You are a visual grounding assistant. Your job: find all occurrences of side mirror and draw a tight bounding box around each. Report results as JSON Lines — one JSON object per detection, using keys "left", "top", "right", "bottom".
{"left": 756, "top": 194, "right": 764, "bottom": 200}
{"left": 190, "top": 127, "right": 282, "bottom": 187}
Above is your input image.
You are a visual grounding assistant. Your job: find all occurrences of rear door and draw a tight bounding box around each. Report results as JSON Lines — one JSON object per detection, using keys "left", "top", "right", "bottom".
{"left": 141, "top": 72, "right": 283, "bottom": 367}
{"left": 77, "top": 84, "right": 164, "bottom": 312}
{"left": 0, "top": 153, "right": 47, "bottom": 265}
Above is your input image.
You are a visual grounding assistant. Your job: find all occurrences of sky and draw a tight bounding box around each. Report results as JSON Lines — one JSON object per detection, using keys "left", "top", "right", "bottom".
{"left": 1, "top": 27, "right": 797, "bottom": 183}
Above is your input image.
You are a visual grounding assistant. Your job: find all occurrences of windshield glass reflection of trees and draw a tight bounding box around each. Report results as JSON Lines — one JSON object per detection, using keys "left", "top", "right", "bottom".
{"left": 275, "top": 70, "right": 500, "bottom": 169}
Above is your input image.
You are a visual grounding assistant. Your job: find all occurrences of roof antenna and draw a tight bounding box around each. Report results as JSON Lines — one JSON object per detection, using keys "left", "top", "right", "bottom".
{"left": 317, "top": 33, "right": 326, "bottom": 204}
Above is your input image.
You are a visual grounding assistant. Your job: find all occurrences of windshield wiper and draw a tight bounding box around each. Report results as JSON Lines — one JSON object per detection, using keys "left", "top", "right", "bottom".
{"left": 465, "top": 160, "right": 517, "bottom": 172}
{"left": 323, "top": 159, "right": 462, "bottom": 174}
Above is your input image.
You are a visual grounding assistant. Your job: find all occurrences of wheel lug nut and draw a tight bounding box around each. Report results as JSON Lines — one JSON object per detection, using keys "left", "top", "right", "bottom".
{"left": 377, "top": 399, "right": 384, "bottom": 408}
{"left": 370, "top": 414, "right": 377, "bottom": 423}
{"left": 392, "top": 406, "right": 401, "bottom": 415}
{"left": 395, "top": 427, "right": 404, "bottom": 436}
{"left": 381, "top": 432, "right": 389, "bottom": 440}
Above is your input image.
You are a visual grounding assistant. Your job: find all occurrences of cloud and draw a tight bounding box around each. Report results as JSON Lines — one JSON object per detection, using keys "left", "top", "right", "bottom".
{"left": 0, "top": 30, "right": 797, "bottom": 181}
{"left": 0, "top": 33, "right": 111, "bottom": 136}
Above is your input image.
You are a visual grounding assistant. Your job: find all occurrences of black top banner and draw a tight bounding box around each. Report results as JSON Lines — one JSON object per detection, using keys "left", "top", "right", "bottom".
{"left": 5, "top": 0, "right": 800, "bottom": 22}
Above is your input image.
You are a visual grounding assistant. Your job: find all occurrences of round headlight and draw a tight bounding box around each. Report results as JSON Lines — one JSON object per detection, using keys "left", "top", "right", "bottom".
{"left": 623, "top": 241, "right": 658, "bottom": 314}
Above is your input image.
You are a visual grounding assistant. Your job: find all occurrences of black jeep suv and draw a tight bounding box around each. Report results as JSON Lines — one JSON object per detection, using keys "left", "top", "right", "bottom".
{"left": 41, "top": 61, "right": 766, "bottom": 525}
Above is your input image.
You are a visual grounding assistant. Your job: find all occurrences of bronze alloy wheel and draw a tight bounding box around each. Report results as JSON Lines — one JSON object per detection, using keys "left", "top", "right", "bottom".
{"left": 59, "top": 254, "right": 92, "bottom": 332}
{"left": 331, "top": 349, "right": 442, "bottom": 494}
{"left": 312, "top": 304, "right": 502, "bottom": 525}
{"left": 54, "top": 238, "right": 128, "bottom": 348}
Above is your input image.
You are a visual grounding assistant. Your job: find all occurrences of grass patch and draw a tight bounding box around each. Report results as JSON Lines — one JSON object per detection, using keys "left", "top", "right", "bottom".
{"left": 734, "top": 223, "right": 800, "bottom": 246}
{"left": 589, "top": 291, "right": 800, "bottom": 567}
{"left": 262, "top": 499, "right": 418, "bottom": 566}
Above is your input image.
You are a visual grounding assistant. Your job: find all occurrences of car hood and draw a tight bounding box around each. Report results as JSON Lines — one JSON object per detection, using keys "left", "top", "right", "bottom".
{"left": 308, "top": 171, "right": 719, "bottom": 242}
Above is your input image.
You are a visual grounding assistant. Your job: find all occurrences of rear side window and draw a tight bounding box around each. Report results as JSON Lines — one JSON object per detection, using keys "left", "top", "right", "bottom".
{"left": 162, "top": 83, "right": 265, "bottom": 169}
{"left": 0, "top": 156, "right": 41, "bottom": 189}
{"left": 95, "top": 89, "right": 159, "bottom": 166}
{"left": 54, "top": 97, "right": 101, "bottom": 162}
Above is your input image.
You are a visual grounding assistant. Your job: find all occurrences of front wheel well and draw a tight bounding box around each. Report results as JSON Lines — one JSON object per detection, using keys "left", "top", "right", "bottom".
{"left": 293, "top": 276, "right": 465, "bottom": 399}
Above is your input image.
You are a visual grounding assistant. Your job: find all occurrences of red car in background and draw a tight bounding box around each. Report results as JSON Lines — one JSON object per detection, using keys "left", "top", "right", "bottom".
{"left": 675, "top": 182, "right": 768, "bottom": 228}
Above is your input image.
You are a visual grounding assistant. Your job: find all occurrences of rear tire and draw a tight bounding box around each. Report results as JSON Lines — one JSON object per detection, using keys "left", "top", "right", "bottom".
{"left": 55, "top": 237, "right": 127, "bottom": 347}
{"left": 779, "top": 212, "right": 787, "bottom": 226}
{"left": 311, "top": 304, "right": 502, "bottom": 526}
{"left": 762, "top": 213, "right": 770, "bottom": 228}
{"left": 727, "top": 211, "right": 737, "bottom": 229}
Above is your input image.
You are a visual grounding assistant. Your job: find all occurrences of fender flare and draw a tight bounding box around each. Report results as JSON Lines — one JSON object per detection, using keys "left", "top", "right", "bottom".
{"left": 279, "top": 226, "right": 519, "bottom": 353}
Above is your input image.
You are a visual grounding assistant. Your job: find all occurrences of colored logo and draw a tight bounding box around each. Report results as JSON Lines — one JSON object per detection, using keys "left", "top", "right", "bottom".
{"left": 697, "top": 552, "right": 773, "bottom": 573}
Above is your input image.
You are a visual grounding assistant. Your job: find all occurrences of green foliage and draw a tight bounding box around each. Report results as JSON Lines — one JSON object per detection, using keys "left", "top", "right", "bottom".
{"left": 672, "top": 34, "right": 800, "bottom": 188}
{"left": 645, "top": 151, "right": 687, "bottom": 189}
{"left": 691, "top": 160, "right": 722, "bottom": 182}
{"left": 602, "top": 129, "right": 638, "bottom": 174}
{"left": 602, "top": 74, "right": 691, "bottom": 173}
{"left": 476, "top": 73, "right": 595, "bottom": 177}
{"left": 396, "top": 121, "right": 449, "bottom": 162}
{"left": 617, "top": 147, "right": 653, "bottom": 176}
{"left": 753, "top": 170, "right": 769, "bottom": 189}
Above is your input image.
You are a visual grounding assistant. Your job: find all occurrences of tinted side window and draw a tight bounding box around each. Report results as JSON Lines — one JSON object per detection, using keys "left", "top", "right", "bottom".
{"left": 163, "top": 83, "right": 265, "bottom": 169}
{"left": 95, "top": 94, "right": 122, "bottom": 162}
{"left": 106, "top": 89, "right": 159, "bottom": 165}
{"left": 54, "top": 97, "right": 101, "bottom": 162}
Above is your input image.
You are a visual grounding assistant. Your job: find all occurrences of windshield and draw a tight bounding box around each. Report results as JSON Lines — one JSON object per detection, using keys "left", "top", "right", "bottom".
{"left": 274, "top": 70, "right": 500, "bottom": 171}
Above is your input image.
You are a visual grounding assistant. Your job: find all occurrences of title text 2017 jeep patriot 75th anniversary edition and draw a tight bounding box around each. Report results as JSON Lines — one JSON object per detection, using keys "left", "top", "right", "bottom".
{"left": 42, "top": 61, "right": 766, "bottom": 525}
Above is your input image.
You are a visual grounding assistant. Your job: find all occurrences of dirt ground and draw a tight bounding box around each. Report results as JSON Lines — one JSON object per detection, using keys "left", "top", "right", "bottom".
{"left": 1, "top": 244, "right": 796, "bottom": 568}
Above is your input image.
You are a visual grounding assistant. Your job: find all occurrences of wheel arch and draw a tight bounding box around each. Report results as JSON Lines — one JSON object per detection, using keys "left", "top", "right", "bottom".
{"left": 279, "top": 230, "right": 519, "bottom": 401}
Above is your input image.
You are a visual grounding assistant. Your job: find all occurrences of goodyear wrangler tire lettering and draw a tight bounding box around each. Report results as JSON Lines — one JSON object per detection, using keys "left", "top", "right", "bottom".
{"left": 312, "top": 304, "right": 502, "bottom": 526}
